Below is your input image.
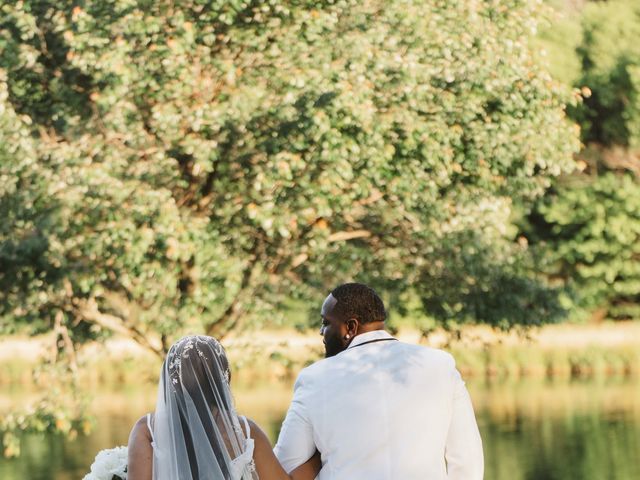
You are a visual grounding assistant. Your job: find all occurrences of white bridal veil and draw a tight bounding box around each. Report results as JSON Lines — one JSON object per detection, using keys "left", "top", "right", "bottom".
{"left": 151, "top": 335, "right": 259, "bottom": 480}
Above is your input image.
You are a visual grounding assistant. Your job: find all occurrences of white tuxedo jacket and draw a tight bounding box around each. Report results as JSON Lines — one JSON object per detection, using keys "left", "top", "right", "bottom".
{"left": 274, "top": 330, "right": 483, "bottom": 479}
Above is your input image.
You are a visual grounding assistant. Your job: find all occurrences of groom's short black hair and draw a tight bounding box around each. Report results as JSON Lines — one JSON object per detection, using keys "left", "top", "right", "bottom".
{"left": 331, "top": 283, "right": 386, "bottom": 324}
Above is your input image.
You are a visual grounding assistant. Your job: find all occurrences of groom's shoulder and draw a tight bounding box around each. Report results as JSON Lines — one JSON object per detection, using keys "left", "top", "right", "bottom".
{"left": 297, "top": 356, "right": 335, "bottom": 377}
{"left": 296, "top": 343, "right": 455, "bottom": 378}
{"left": 397, "top": 341, "right": 457, "bottom": 367}
{"left": 293, "top": 355, "right": 342, "bottom": 386}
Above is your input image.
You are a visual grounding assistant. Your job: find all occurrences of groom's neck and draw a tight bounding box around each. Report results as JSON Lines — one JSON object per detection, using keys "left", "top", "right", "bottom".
{"left": 356, "top": 321, "right": 386, "bottom": 336}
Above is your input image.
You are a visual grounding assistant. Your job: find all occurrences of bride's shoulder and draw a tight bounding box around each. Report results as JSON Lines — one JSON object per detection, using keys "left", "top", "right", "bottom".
{"left": 240, "top": 416, "right": 257, "bottom": 435}
{"left": 129, "top": 413, "right": 153, "bottom": 443}
{"left": 241, "top": 417, "right": 267, "bottom": 442}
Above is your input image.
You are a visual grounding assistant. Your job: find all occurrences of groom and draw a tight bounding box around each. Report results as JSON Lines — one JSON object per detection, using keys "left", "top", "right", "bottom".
{"left": 274, "top": 283, "right": 484, "bottom": 479}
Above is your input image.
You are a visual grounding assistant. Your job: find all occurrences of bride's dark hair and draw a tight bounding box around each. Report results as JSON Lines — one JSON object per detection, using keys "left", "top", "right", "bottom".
{"left": 163, "top": 336, "right": 236, "bottom": 479}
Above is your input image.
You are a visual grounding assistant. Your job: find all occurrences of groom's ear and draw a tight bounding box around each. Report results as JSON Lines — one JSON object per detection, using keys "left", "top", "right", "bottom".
{"left": 345, "top": 318, "right": 359, "bottom": 337}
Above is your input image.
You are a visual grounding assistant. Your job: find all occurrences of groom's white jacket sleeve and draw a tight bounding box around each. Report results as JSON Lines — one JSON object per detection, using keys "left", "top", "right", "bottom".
{"left": 273, "top": 372, "right": 315, "bottom": 473}
{"left": 445, "top": 367, "right": 484, "bottom": 480}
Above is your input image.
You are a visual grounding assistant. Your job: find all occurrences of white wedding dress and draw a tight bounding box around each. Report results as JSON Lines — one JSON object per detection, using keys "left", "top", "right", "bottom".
{"left": 147, "top": 413, "right": 256, "bottom": 480}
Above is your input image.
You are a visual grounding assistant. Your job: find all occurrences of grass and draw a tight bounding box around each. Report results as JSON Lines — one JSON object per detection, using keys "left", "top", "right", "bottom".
{"left": 448, "top": 343, "right": 640, "bottom": 380}
{"left": 1, "top": 321, "right": 639, "bottom": 387}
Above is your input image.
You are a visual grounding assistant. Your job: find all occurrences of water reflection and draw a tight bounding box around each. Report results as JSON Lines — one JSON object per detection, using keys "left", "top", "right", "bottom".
{"left": 475, "top": 379, "right": 640, "bottom": 480}
{"left": 0, "top": 379, "right": 638, "bottom": 480}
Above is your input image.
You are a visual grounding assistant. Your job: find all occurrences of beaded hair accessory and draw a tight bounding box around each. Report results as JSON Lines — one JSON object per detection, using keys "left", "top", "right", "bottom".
{"left": 166, "top": 335, "right": 231, "bottom": 390}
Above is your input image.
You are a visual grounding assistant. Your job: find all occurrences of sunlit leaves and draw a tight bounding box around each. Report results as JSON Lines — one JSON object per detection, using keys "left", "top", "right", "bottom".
{"left": 527, "top": 173, "right": 640, "bottom": 320}
{"left": 0, "top": 0, "right": 579, "bottom": 343}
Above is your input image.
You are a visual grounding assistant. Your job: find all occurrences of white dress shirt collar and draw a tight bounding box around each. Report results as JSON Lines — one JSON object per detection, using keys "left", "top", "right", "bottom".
{"left": 346, "top": 329, "right": 395, "bottom": 350}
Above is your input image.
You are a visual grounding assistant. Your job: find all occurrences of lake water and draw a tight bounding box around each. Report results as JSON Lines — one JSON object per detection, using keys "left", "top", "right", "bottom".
{"left": 1, "top": 378, "right": 639, "bottom": 479}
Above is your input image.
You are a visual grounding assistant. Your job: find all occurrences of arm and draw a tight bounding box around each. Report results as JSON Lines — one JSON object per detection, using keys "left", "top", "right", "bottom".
{"left": 290, "top": 451, "right": 321, "bottom": 480}
{"left": 127, "top": 415, "right": 153, "bottom": 480}
{"left": 250, "top": 419, "right": 321, "bottom": 480}
{"left": 445, "top": 365, "right": 484, "bottom": 480}
{"left": 273, "top": 374, "right": 317, "bottom": 473}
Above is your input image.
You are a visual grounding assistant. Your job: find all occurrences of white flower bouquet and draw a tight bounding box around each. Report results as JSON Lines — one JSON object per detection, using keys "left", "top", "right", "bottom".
{"left": 83, "top": 445, "right": 128, "bottom": 480}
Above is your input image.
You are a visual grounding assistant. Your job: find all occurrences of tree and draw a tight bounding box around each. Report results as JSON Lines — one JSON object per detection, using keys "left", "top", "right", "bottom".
{"left": 0, "top": 0, "right": 579, "bottom": 355}
{"left": 526, "top": 172, "right": 640, "bottom": 320}
{"left": 575, "top": 0, "right": 640, "bottom": 148}
{"left": 525, "top": 0, "right": 640, "bottom": 321}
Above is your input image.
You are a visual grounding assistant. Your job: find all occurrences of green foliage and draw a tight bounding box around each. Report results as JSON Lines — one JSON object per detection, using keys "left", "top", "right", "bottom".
{"left": 534, "top": 7, "right": 583, "bottom": 87}
{"left": 0, "top": 357, "right": 92, "bottom": 458}
{"left": 523, "top": 1, "right": 640, "bottom": 322}
{"left": 0, "top": 0, "right": 579, "bottom": 349}
{"left": 540, "top": 0, "right": 640, "bottom": 147}
{"left": 417, "top": 228, "right": 568, "bottom": 329}
{"left": 0, "top": 395, "right": 91, "bottom": 458}
{"left": 525, "top": 172, "right": 640, "bottom": 320}
{"left": 577, "top": 0, "right": 640, "bottom": 147}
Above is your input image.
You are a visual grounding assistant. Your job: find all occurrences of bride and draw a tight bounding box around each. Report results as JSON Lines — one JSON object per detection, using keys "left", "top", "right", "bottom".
{"left": 126, "top": 335, "right": 320, "bottom": 480}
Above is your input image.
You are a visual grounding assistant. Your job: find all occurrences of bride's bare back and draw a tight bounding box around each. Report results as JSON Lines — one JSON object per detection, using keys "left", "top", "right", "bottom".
{"left": 127, "top": 413, "right": 319, "bottom": 480}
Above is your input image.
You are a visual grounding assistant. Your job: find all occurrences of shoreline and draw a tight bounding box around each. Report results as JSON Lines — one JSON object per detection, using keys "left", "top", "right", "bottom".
{"left": 1, "top": 321, "right": 639, "bottom": 386}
